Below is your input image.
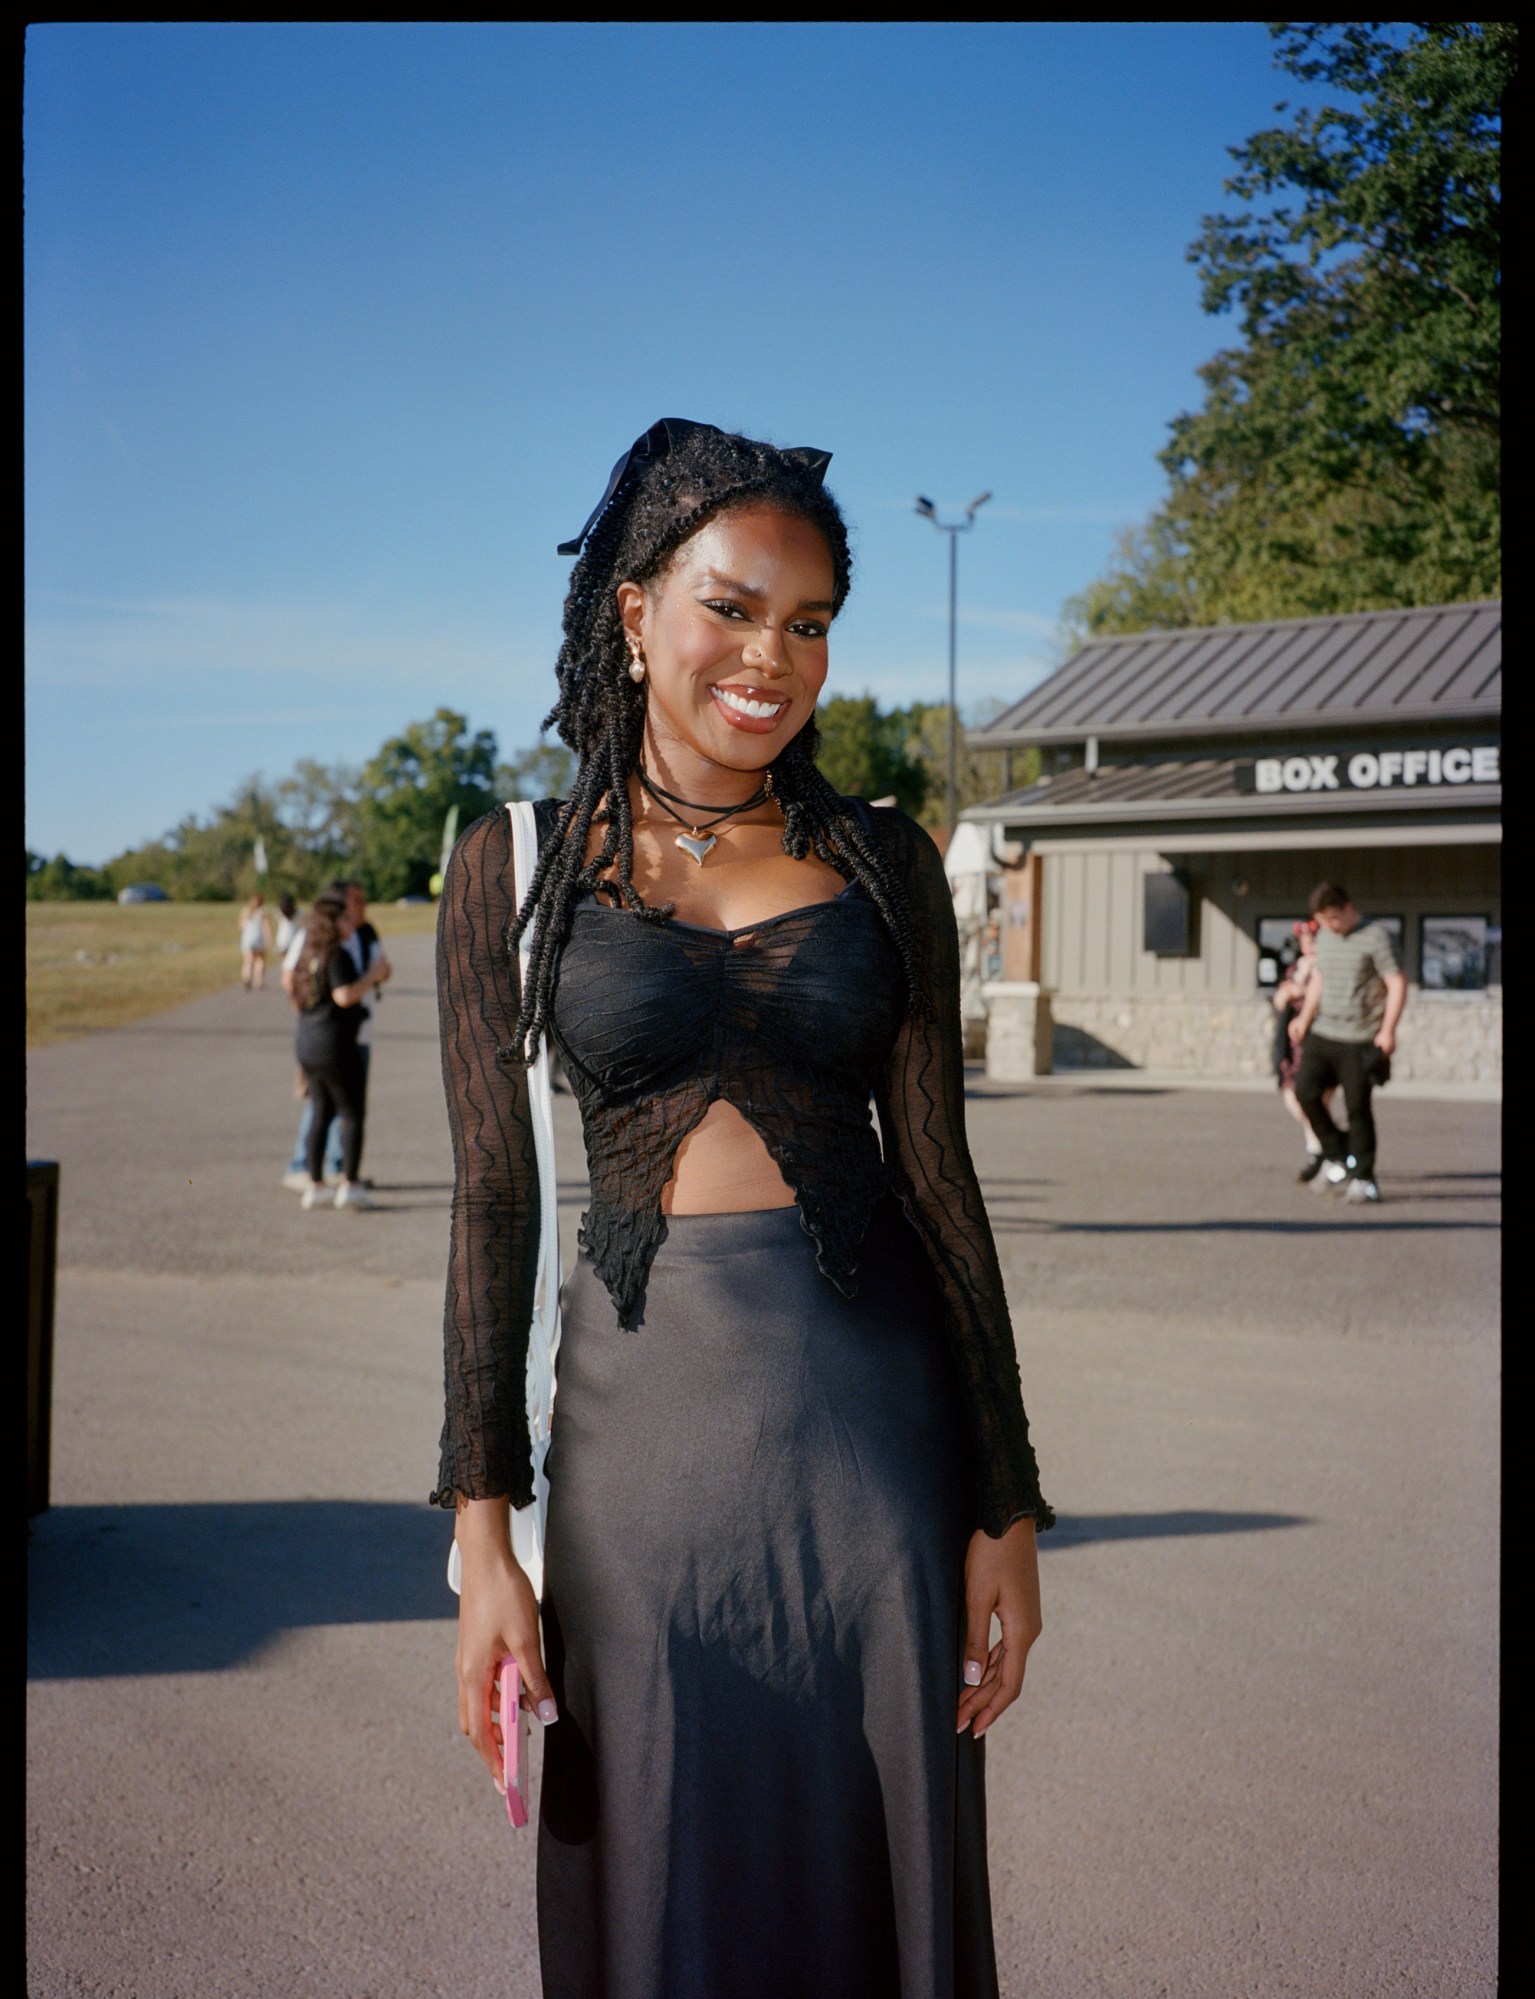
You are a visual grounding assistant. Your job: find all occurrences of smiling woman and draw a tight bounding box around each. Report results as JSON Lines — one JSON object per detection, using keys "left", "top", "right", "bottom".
{"left": 434, "top": 420, "right": 1051, "bottom": 1998}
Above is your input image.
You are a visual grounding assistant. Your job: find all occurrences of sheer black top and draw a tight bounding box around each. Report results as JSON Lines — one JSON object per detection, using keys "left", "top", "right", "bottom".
{"left": 432, "top": 800, "right": 1052, "bottom": 1538}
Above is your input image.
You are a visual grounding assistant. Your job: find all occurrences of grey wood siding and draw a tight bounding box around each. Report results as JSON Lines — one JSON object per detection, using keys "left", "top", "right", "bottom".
{"left": 1041, "top": 844, "right": 1500, "bottom": 997}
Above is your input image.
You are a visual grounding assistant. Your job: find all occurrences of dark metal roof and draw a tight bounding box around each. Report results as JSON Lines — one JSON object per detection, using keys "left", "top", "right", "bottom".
{"left": 972, "top": 601, "right": 1501, "bottom": 747}
{"left": 966, "top": 754, "right": 1500, "bottom": 831}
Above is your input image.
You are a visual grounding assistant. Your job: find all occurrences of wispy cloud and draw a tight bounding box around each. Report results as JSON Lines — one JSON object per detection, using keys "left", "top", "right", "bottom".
{"left": 866, "top": 497, "right": 1140, "bottom": 527}
{"left": 902, "top": 600, "right": 1065, "bottom": 645}
{"left": 955, "top": 605, "right": 1062, "bottom": 639}
{"left": 101, "top": 420, "right": 135, "bottom": 470}
{"left": 25, "top": 593, "right": 531, "bottom": 698}
{"left": 118, "top": 704, "right": 362, "bottom": 731}
{"left": 831, "top": 650, "right": 1062, "bottom": 709}
{"left": 984, "top": 504, "right": 1138, "bottom": 526}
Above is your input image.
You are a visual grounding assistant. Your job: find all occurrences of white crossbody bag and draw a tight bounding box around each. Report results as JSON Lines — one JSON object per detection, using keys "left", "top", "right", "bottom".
{"left": 447, "top": 799, "right": 564, "bottom": 1602}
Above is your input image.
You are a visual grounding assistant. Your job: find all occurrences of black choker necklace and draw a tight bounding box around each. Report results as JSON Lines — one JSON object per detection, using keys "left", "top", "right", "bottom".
{"left": 637, "top": 766, "right": 773, "bottom": 867}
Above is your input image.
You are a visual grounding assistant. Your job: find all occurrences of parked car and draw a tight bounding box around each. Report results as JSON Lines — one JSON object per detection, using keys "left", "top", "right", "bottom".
{"left": 117, "top": 884, "right": 169, "bottom": 904}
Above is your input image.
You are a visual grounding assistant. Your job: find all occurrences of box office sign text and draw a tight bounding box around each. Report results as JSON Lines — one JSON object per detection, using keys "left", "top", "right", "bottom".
{"left": 1242, "top": 745, "right": 1499, "bottom": 795}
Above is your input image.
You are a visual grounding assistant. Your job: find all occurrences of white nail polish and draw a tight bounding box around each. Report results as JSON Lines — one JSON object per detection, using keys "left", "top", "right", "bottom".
{"left": 963, "top": 1659, "right": 983, "bottom": 1686}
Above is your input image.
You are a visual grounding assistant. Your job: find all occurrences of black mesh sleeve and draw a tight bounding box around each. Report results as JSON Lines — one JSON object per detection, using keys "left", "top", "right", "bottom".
{"left": 872, "top": 810, "right": 1054, "bottom": 1537}
{"left": 429, "top": 808, "right": 541, "bottom": 1511}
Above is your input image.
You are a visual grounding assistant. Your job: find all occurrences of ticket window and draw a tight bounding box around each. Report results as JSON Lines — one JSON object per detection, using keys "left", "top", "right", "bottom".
{"left": 1420, "top": 916, "right": 1496, "bottom": 990}
{"left": 1256, "top": 917, "right": 1305, "bottom": 989}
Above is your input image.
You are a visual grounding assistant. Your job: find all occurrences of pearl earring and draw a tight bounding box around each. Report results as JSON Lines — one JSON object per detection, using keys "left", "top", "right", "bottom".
{"left": 627, "top": 642, "right": 646, "bottom": 683}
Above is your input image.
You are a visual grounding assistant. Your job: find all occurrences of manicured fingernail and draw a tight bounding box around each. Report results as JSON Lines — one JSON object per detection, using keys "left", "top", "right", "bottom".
{"left": 494, "top": 1774, "right": 506, "bottom": 1793}
{"left": 537, "top": 1699, "right": 559, "bottom": 1725}
{"left": 963, "top": 1660, "right": 983, "bottom": 1686}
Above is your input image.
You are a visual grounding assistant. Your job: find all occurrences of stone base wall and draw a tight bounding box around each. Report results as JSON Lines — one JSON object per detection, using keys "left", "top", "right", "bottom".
{"left": 1383, "top": 991, "right": 1503, "bottom": 1082}
{"left": 982, "top": 983, "right": 1053, "bottom": 1080}
{"left": 1042, "top": 990, "right": 1502, "bottom": 1083}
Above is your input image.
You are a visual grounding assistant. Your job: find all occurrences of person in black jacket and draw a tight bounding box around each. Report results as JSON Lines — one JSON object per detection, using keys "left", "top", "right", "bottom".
{"left": 291, "top": 894, "right": 389, "bottom": 1211}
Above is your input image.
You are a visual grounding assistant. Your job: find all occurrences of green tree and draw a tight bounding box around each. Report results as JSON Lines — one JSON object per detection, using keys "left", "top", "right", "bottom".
{"left": 1067, "top": 22, "right": 1508, "bottom": 637}
{"left": 356, "top": 708, "right": 499, "bottom": 900}
{"left": 812, "top": 697, "right": 930, "bottom": 817}
{"left": 26, "top": 850, "right": 113, "bottom": 900}
{"left": 274, "top": 759, "right": 364, "bottom": 893}
{"left": 495, "top": 738, "right": 577, "bottom": 803}
{"left": 808, "top": 696, "right": 1031, "bottom": 829}
{"left": 103, "top": 777, "right": 295, "bottom": 903}
{"left": 898, "top": 702, "right": 1040, "bottom": 832}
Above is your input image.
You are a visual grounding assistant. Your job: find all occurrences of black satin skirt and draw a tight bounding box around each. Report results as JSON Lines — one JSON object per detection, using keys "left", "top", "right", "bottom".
{"left": 536, "top": 1199, "right": 999, "bottom": 1999}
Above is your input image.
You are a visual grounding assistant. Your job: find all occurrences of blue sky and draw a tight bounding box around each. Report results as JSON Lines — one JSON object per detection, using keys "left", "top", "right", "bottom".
{"left": 27, "top": 22, "right": 1317, "bottom": 863}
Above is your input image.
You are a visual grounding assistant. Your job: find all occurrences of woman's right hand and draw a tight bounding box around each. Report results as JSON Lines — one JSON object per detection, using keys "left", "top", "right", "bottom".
{"left": 454, "top": 1504, "right": 558, "bottom": 1789}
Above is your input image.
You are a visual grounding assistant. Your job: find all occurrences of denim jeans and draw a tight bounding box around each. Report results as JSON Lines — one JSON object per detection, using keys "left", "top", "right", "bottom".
{"left": 290, "top": 1043, "right": 371, "bottom": 1174}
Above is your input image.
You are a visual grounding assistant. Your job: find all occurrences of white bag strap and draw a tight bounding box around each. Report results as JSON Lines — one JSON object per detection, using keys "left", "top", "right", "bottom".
{"left": 509, "top": 798, "right": 563, "bottom": 1404}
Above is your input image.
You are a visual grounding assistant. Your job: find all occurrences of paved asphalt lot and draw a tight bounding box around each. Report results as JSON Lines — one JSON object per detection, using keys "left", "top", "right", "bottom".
{"left": 27, "top": 932, "right": 1499, "bottom": 1998}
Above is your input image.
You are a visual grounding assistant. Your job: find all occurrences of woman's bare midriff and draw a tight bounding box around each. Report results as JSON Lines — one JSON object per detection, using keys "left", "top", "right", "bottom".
{"left": 660, "top": 1100, "right": 796, "bottom": 1214}
{"left": 586, "top": 799, "right": 842, "bottom": 1217}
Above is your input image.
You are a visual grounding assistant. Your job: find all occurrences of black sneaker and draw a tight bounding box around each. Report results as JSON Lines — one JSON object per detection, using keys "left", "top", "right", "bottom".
{"left": 1297, "top": 1156, "right": 1325, "bottom": 1184}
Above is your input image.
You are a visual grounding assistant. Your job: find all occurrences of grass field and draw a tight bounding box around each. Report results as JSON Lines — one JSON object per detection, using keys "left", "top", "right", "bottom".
{"left": 26, "top": 901, "right": 441, "bottom": 1048}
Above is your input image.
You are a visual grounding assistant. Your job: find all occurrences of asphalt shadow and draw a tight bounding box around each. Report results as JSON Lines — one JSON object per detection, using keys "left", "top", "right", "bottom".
{"left": 970, "top": 1084, "right": 1175, "bottom": 1099}
{"left": 27, "top": 1500, "right": 456, "bottom": 1681}
{"left": 117, "top": 1022, "right": 297, "bottom": 1041}
{"left": 28, "top": 1502, "right": 1307, "bottom": 1679}
{"left": 1042, "top": 1509, "right": 1309, "bottom": 1551}
{"left": 989, "top": 1216, "right": 1499, "bottom": 1236}
{"left": 1384, "top": 1171, "right": 1501, "bottom": 1184}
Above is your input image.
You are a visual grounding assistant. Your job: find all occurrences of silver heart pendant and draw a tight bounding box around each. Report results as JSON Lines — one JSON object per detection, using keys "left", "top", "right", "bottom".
{"left": 675, "top": 832, "right": 718, "bottom": 866}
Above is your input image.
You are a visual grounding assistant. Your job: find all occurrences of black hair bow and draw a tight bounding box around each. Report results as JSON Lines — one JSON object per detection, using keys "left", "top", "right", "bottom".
{"left": 557, "top": 418, "right": 833, "bottom": 557}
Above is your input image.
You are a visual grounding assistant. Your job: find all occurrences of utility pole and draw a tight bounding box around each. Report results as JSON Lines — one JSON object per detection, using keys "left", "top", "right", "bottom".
{"left": 914, "top": 490, "right": 990, "bottom": 838}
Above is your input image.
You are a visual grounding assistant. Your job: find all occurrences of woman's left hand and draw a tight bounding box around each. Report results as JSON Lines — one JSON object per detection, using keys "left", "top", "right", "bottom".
{"left": 957, "top": 1517, "right": 1042, "bottom": 1738}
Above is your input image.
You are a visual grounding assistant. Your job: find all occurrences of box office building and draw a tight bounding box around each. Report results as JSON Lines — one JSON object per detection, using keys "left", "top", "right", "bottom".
{"left": 964, "top": 600, "right": 1501, "bottom": 1084}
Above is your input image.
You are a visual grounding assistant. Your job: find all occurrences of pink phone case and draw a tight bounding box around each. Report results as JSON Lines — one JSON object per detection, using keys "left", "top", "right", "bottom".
{"left": 496, "top": 1656, "right": 530, "bottom": 1830}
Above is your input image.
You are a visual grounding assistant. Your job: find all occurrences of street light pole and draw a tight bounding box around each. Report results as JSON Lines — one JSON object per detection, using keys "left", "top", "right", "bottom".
{"left": 914, "top": 490, "right": 991, "bottom": 838}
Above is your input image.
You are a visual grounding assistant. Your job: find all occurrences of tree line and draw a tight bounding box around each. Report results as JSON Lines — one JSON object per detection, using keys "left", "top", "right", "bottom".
{"left": 26, "top": 699, "right": 1034, "bottom": 903}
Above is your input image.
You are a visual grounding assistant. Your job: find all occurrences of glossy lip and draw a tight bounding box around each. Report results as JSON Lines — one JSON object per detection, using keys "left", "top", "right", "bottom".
{"left": 707, "top": 682, "right": 791, "bottom": 734}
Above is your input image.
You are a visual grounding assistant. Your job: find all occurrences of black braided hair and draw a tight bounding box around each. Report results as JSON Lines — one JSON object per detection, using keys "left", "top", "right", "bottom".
{"left": 507, "top": 425, "right": 925, "bottom": 1060}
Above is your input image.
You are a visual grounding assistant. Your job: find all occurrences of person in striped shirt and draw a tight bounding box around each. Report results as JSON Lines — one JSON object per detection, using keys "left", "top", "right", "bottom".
{"left": 1286, "top": 882, "right": 1409, "bottom": 1203}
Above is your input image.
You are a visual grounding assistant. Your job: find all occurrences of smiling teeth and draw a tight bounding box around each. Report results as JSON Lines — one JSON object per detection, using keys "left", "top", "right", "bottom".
{"left": 714, "top": 687, "right": 784, "bottom": 719}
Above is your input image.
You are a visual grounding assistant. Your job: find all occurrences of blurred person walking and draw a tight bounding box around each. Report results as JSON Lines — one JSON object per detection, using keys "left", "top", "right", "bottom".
{"left": 280, "top": 878, "right": 391, "bottom": 1190}
{"left": 1288, "top": 883, "right": 1408, "bottom": 1203}
{"left": 273, "top": 891, "right": 299, "bottom": 953}
{"left": 238, "top": 893, "right": 271, "bottom": 989}
{"left": 1272, "top": 919, "right": 1338, "bottom": 1182}
{"left": 290, "top": 893, "right": 387, "bottom": 1210}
